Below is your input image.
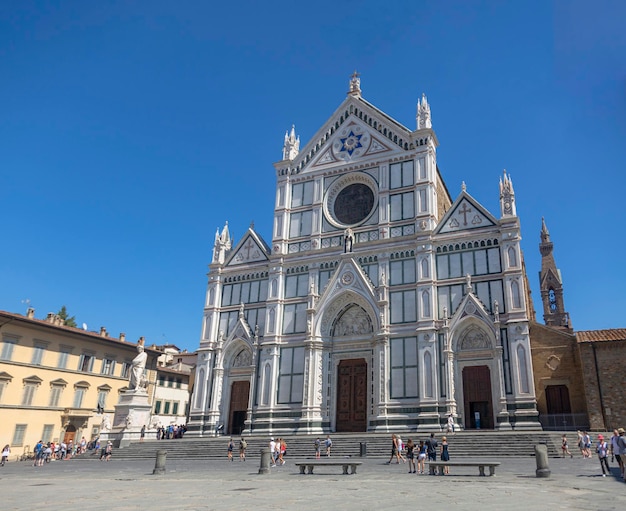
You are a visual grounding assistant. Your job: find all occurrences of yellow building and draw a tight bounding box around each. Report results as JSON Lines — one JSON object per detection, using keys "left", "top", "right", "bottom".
{"left": 0, "top": 308, "right": 159, "bottom": 460}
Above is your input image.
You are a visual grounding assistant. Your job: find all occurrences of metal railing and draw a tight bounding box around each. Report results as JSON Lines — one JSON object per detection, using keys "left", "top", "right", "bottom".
{"left": 538, "top": 413, "right": 589, "bottom": 431}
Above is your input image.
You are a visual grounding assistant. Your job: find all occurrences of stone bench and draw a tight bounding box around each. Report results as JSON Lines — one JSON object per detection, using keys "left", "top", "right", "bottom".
{"left": 295, "top": 460, "right": 362, "bottom": 475}
{"left": 428, "top": 461, "right": 500, "bottom": 476}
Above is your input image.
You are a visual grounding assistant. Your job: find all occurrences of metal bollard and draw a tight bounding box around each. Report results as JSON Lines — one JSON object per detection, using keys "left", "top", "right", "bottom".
{"left": 258, "top": 447, "right": 271, "bottom": 475}
{"left": 534, "top": 443, "right": 550, "bottom": 478}
{"left": 153, "top": 449, "right": 167, "bottom": 475}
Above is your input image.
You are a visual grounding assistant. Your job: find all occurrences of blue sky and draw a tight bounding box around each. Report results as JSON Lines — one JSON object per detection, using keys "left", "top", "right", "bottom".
{"left": 1, "top": 1, "right": 624, "bottom": 351}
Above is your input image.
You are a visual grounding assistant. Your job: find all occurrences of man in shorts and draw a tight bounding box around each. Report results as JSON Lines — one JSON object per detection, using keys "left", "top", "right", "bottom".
{"left": 426, "top": 433, "right": 438, "bottom": 462}
{"left": 239, "top": 437, "right": 247, "bottom": 461}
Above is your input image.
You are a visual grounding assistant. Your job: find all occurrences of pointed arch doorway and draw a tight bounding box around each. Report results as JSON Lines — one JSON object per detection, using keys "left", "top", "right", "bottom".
{"left": 228, "top": 380, "right": 250, "bottom": 435}
{"left": 336, "top": 359, "right": 367, "bottom": 432}
{"left": 462, "top": 366, "right": 494, "bottom": 429}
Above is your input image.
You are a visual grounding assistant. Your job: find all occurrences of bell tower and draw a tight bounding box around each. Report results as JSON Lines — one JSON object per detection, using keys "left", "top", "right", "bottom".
{"left": 538, "top": 218, "right": 571, "bottom": 329}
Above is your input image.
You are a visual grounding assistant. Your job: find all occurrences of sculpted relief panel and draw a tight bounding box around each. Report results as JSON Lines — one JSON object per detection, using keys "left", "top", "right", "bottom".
{"left": 459, "top": 326, "right": 492, "bottom": 351}
{"left": 332, "top": 305, "right": 373, "bottom": 337}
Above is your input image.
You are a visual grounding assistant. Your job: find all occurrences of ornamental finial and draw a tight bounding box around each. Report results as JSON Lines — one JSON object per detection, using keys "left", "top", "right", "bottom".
{"left": 348, "top": 70, "right": 361, "bottom": 96}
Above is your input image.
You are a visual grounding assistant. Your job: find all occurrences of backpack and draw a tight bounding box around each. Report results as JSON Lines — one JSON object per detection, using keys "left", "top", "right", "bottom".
{"left": 240, "top": 440, "right": 247, "bottom": 449}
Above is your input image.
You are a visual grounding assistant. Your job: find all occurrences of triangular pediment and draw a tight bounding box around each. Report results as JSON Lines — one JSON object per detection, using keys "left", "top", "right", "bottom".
{"left": 435, "top": 191, "right": 498, "bottom": 234}
{"left": 290, "top": 95, "right": 416, "bottom": 174}
{"left": 226, "top": 314, "right": 253, "bottom": 344}
{"left": 226, "top": 228, "right": 270, "bottom": 267}
{"left": 540, "top": 268, "right": 562, "bottom": 287}
{"left": 313, "top": 256, "right": 380, "bottom": 337}
{"left": 448, "top": 292, "right": 497, "bottom": 341}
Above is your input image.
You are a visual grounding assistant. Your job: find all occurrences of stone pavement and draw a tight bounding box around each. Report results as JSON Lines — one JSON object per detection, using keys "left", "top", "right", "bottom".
{"left": 1, "top": 453, "right": 624, "bottom": 511}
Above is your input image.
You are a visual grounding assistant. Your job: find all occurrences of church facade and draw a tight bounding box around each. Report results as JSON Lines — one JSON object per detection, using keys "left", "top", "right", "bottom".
{"left": 188, "top": 75, "right": 540, "bottom": 436}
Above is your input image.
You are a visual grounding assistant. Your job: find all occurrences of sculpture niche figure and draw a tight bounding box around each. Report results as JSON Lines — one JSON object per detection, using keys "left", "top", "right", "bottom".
{"left": 129, "top": 342, "right": 148, "bottom": 391}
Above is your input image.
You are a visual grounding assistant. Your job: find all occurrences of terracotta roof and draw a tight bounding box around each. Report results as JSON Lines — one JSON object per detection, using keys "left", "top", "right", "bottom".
{"left": 576, "top": 329, "right": 626, "bottom": 343}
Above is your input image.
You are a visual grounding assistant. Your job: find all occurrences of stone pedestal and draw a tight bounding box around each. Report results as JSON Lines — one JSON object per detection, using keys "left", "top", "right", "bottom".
{"left": 102, "top": 390, "right": 152, "bottom": 448}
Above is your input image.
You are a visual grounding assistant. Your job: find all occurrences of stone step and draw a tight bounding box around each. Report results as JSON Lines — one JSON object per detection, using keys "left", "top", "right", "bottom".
{"left": 76, "top": 431, "right": 574, "bottom": 461}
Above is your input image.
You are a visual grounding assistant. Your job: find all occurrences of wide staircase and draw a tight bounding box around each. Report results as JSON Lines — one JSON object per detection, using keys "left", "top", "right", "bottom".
{"left": 77, "top": 431, "right": 569, "bottom": 461}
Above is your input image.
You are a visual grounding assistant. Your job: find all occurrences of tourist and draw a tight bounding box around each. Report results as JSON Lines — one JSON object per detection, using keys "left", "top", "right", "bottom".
{"left": 396, "top": 434, "right": 406, "bottom": 464}
{"left": 325, "top": 435, "right": 332, "bottom": 457}
{"left": 314, "top": 437, "right": 321, "bottom": 459}
{"left": 561, "top": 434, "right": 573, "bottom": 458}
{"left": 104, "top": 441, "right": 113, "bottom": 461}
{"left": 269, "top": 437, "right": 277, "bottom": 466}
{"left": 582, "top": 431, "right": 592, "bottom": 458}
{"left": 80, "top": 437, "right": 87, "bottom": 454}
{"left": 275, "top": 438, "right": 284, "bottom": 465}
{"left": 227, "top": 438, "right": 234, "bottom": 461}
{"left": 576, "top": 430, "right": 584, "bottom": 456}
{"left": 1, "top": 444, "right": 10, "bottom": 466}
{"left": 610, "top": 429, "right": 624, "bottom": 479}
{"left": 279, "top": 438, "right": 287, "bottom": 465}
{"left": 447, "top": 414, "right": 455, "bottom": 434}
{"left": 239, "top": 437, "right": 247, "bottom": 461}
{"left": 440, "top": 436, "right": 450, "bottom": 475}
{"left": 140, "top": 425, "right": 145, "bottom": 443}
{"left": 426, "top": 433, "right": 438, "bottom": 463}
{"left": 405, "top": 438, "right": 416, "bottom": 473}
{"left": 617, "top": 428, "right": 626, "bottom": 482}
{"left": 596, "top": 434, "right": 609, "bottom": 477}
{"left": 33, "top": 440, "right": 44, "bottom": 467}
{"left": 385, "top": 434, "right": 398, "bottom": 464}
{"left": 417, "top": 440, "right": 427, "bottom": 474}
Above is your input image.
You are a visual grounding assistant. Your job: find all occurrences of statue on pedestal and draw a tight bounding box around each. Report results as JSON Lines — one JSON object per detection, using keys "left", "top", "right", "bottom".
{"left": 129, "top": 339, "right": 147, "bottom": 391}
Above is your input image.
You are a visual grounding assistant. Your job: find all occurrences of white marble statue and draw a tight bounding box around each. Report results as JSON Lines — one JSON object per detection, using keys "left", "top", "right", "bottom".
{"left": 129, "top": 342, "right": 147, "bottom": 391}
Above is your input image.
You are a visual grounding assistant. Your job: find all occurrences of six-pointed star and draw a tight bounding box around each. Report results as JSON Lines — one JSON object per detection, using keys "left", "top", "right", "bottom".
{"left": 340, "top": 131, "right": 363, "bottom": 156}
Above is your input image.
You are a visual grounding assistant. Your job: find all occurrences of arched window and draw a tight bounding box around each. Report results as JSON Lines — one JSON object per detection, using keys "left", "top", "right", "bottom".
{"left": 421, "top": 290, "right": 431, "bottom": 318}
{"left": 424, "top": 351, "right": 433, "bottom": 398}
{"left": 262, "top": 363, "right": 271, "bottom": 405}
{"left": 204, "top": 316, "right": 211, "bottom": 340}
{"left": 270, "top": 279, "right": 277, "bottom": 297}
{"left": 517, "top": 345, "right": 530, "bottom": 394}
{"left": 268, "top": 308, "right": 276, "bottom": 333}
{"left": 548, "top": 289, "right": 557, "bottom": 311}
{"left": 208, "top": 288, "right": 215, "bottom": 306}
{"left": 511, "top": 280, "right": 521, "bottom": 309}
{"left": 195, "top": 368, "right": 205, "bottom": 409}
{"left": 420, "top": 258, "right": 429, "bottom": 279}
{"left": 507, "top": 247, "right": 517, "bottom": 267}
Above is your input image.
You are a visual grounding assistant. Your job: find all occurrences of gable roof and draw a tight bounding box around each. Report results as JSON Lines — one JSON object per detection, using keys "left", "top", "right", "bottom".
{"left": 277, "top": 93, "right": 437, "bottom": 175}
{"left": 225, "top": 227, "right": 271, "bottom": 267}
{"left": 576, "top": 329, "right": 626, "bottom": 343}
{"left": 434, "top": 189, "right": 498, "bottom": 235}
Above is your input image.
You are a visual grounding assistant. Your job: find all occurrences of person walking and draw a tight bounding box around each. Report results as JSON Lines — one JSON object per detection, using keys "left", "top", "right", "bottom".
{"left": 239, "top": 437, "right": 247, "bottom": 461}
{"left": 314, "top": 437, "right": 321, "bottom": 459}
{"left": 596, "top": 434, "right": 610, "bottom": 477}
{"left": 1, "top": 444, "right": 10, "bottom": 466}
{"left": 269, "top": 437, "right": 277, "bottom": 467}
{"left": 405, "top": 438, "right": 416, "bottom": 473}
{"left": 561, "top": 434, "right": 573, "bottom": 458}
{"left": 610, "top": 429, "right": 624, "bottom": 479}
{"left": 396, "top": 435, "right": 406, "bottom": 464}
{"left": 582, "top": 431, "right": 592, "bottom": 458}
{"left": 617, "top": 428, "right": 626, "bottom": 482}
{"left": 385, "top": 434, "right": 398, "bottom": 464}
{"left": 227, "top": 438, "right": 234, "bottom": 461}
{"left": 440, "top": 436, "right": 450, "bottom": 475}
{"left": 140, "top": 425, "right": 145, "bottom": 443}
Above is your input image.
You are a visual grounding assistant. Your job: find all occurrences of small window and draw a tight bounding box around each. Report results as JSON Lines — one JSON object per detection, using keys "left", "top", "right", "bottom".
{"left": 1, "top": 338, "right": 17, "bottom": 361}
{"left": 12, "top": 424, "right": 27, "bottom": 446}
{"left": 154, "top": 400, "right": 162, "bottom": 414}
{"left": 172, "top": 402, "right": 179, "bottom": 415}
{"left": 164, "top": 401, "right": 171, "bottom": 414}
{"left": 79, "top": 353, "right": 95, "bottom": 372}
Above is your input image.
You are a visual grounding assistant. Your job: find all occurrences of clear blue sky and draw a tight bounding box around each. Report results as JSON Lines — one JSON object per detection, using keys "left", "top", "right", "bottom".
{"left": 1, "top": 1, "right": 624, "bottom": 351}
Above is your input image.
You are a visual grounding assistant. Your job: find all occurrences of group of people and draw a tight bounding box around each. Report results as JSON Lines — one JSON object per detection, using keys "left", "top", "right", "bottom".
{"left": 156, "top": 424, "right": 187, "bottom": 440}
{"left": 226, "top": 437, "right": 248, "bottom": 462}
{"left": 269, "top": 437, "right": 288, "bottom": 466}
{"left": 314, "top": 435, "right": 332, "bottom": 458}
{"left": 563, "top": 428, "right": 626, "bottom": 480}
{"left": 386, "top": 433, "right": 450, "bottom": 475}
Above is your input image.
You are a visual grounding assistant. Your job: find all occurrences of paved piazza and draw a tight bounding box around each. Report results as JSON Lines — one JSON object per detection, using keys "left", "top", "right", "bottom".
{"left": 1, "top": 455, "right": 624, "bottom": 510}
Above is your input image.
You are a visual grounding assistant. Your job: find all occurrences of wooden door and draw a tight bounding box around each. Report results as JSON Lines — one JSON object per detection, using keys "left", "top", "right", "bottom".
{"left": 462, "top": 365, "right": 494, "bottom": 429}
{"left": 228, "top": 381, "right": 250, "bottom": 435}
{"left": 545, "top": 385, "right": 571, "bottom": 414}
{"left": 336, "top": 359, "right": 367, "bottom": 432}
{"left": 63, "top": 425, "right": 76, "bottom": 444}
